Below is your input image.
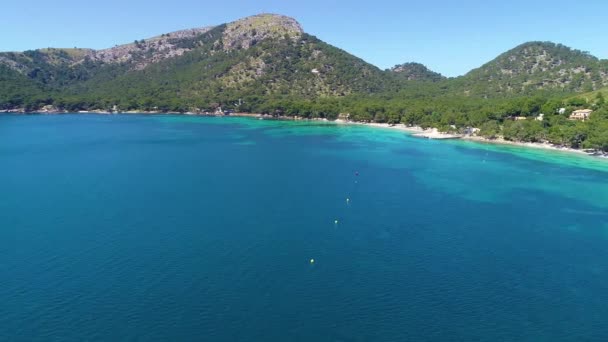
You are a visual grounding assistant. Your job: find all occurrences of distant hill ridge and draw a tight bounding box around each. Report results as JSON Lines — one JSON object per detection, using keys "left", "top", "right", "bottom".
{"left": 456, "top": 41, "right": 608, "bottom": 96}
{"left": 0, "top": 14, "right": 304, "bottom": 73}
{"left": 1, "top": 14, "right": 608, "bottom": 111}
{"left": 389, "top": 62, "right": 445, "bottom": 81}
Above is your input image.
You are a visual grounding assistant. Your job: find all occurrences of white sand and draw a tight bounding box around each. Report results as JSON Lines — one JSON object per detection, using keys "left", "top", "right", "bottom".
{"left": 338, "top": 120, "right": 605, "bottom": 158}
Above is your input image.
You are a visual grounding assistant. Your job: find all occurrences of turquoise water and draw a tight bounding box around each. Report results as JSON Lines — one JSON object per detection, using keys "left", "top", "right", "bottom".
{"left": 2, "top": 114, "right": 608, "bottom": 341}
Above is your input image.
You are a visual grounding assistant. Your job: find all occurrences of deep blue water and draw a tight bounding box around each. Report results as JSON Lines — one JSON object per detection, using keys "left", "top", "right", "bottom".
{"left": 2, "top": 114, "right": 608, "bottom": 341}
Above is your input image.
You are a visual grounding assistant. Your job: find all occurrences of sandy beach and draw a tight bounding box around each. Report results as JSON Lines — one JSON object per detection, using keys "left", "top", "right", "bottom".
{"left": 8, "top": 110, "right": 606, "bottom": 158}
{"left": 332, "top": 119, "right": 606, "bottom": 158}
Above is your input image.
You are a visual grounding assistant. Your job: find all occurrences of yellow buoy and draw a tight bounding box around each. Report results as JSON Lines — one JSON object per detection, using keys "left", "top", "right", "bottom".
{"left": 334, "top": 220, "right": 339, "bottom": 224}
{"left": 310, "top": 258, "right": 315, "bottom": 264}
{"left": 346, "top": 198, "right": 350, "bottom": 203}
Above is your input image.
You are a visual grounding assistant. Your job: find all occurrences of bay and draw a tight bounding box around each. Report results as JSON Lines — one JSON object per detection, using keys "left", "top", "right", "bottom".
{"left": 1, "top": 114, "right": 607, "bottom": 341}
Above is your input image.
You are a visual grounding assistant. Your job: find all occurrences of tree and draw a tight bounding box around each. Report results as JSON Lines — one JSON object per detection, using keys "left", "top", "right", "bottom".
{"left": 595, "top": 92, "right": 605, "bottom": 107}
{"left": 374, "top": 112, "right": 387, "bottom": 123}
{"left": 479, "top": 121, "right": 501, "bottom": 139}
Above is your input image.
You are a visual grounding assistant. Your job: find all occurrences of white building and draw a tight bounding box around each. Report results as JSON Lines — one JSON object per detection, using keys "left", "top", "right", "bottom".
{"left": 569, "top": 109, "right": 593, "bottom": 121}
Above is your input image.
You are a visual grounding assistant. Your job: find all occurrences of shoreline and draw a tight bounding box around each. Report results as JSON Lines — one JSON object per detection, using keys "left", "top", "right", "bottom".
{"left": 459, "top": 135, "right": 594, "bottom": 156}
{"left": 334, "top": 120, "right": 607, "bottom": 158}
{"left": 3, "top": 110, "right": 606, "bottom": 159}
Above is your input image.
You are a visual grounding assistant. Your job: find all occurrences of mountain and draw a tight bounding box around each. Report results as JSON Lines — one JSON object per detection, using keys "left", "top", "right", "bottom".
{"left": 389, "top": 62, "right": 444, "bottom": 81}
{"left": 4, "top": 19, "right": 608, "bottom": 151}
{"left": 0, "top": 14, "right": 392, "bottom": 111}
{"left": 1, "top": 15, "right": 607, "bottom": 113}
{"left": 455, "top": 41, "right": 608, "bottom": 97}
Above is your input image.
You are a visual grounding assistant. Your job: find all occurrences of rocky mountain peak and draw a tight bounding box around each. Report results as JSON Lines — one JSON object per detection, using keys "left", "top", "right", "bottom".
{"left": 222, "top": 14, "right": 303, "bottom": 50}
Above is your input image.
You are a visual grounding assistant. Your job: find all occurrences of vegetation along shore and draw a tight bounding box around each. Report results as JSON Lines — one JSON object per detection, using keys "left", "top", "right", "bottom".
{"left": 5, "top": 109, "right": 606, "bottom": 159}
{"left": 2, "top": 14, "right": 608, "bottom": 154}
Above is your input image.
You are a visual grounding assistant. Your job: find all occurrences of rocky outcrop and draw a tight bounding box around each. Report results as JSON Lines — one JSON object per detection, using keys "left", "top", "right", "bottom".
{"left": 84, "top": 27, "right": 214, "bottom": 69}
{"left": 0, "top": 55, "right": 25, "bottom": 73}
{"left": 0, "top": 14, "right": 305, "bottom": 73}
{"left": 222, "top": 14, "right": 303, "bottom": 50}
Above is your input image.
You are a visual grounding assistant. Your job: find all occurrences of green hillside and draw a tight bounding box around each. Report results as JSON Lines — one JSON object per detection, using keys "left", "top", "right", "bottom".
{"left": 0, "top": 14, "right": 398, "bottom": 111}
{"left": 389, "top": 62, "right": 445, "bottom": 82}
{"left": 0, "top": 64, "right": 48, "bottom": 109}
{"left": 569, "top": 86, "right": 608, "bottom": 102}
{"left": 2, "top": 14, "right": 608, "bottom": 151}
{"left": 452, "top": 42, "right": 608, "bottom": 97}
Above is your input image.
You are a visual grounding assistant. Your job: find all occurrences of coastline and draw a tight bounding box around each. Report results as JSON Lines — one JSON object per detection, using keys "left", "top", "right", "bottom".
{"left": 333, "top": 120, "right": 606, "bottom": 158}
{"left": 2, "top": 110, "right": 606, "bottom": 159}
{"left": 459, "top": 135, "right": 594, "bottom": 156}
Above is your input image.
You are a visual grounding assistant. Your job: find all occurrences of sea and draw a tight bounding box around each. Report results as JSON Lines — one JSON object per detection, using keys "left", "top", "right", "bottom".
{"left": 1, "top": 114, "right": 607, "bottom": 341}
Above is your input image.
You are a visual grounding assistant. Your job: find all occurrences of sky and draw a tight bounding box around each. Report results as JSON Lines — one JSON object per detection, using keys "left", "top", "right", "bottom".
{"left": 2, "top": 0, "right": 607, "bottom": 77}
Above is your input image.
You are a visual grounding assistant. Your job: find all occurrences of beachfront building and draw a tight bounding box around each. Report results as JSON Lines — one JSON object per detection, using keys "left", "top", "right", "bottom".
{"left": 569, "top": 109, "right": 593, "bottom": 121}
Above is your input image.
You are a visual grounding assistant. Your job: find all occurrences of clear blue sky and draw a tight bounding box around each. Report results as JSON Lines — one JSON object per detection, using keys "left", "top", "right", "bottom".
{"left": 2, "top": 0, "right": 607, "bottom": 76}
